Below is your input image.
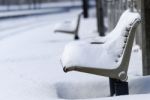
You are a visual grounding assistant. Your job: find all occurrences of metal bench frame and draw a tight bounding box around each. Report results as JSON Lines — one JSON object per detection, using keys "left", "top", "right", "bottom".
{"left": 62, "top": 10, "right": 141, "bottom": 96}
{"left": 63, "top": 17, "right": 141, "bottom": 80}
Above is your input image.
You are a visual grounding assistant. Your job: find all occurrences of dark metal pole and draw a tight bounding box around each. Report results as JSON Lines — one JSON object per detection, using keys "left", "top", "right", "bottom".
{"left": 109, "top": 78, "right": 115, "bottom": 96}
{"left": 82, "top": 0, "right": 89, "bottom": 18}
{"left": 141, "top": 0, "right": 150, "bottom": 75}
{"left": 109, "top": 78, "right": 129, "bottom": 96}
{"left": 96, "top": 0, "right": 105, "bottom": 36}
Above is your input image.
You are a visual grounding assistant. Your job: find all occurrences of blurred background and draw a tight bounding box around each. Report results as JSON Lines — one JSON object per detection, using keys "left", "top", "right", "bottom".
{"left": 1, "top": 0, "right": 150, "bottom": 100}
{"left": 0, "top": 0, "right": 145, "bottom": 74}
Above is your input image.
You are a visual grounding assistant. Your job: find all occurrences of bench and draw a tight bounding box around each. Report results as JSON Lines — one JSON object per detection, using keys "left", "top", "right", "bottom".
{"left": 61, "top": 9, "right": 141, "bottom": 96}
{"left": 54, "top": 12, "right": 82, "bottom": 40}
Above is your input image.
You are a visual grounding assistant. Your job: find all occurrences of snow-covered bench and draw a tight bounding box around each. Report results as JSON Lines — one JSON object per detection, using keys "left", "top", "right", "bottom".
{"left": 61, "top": 9, "right": 141, "bottom": 96}
{"left": 54, "top": 12, "right": 82, "bottom": 40}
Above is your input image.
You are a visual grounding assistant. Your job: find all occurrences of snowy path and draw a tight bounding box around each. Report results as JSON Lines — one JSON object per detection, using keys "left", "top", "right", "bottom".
{"left": 0, "top": 10, "right": 148, "bottom": 100}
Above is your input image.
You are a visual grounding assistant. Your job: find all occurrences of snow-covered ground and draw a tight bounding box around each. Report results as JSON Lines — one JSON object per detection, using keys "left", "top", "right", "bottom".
{"left": 0, "top": 9, "right": 149, "bottom": 100}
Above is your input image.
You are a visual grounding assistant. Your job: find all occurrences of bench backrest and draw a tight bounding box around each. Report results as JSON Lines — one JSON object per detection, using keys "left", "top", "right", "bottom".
{"left": 106, "top": 9, "right": 141, "bottom": 71}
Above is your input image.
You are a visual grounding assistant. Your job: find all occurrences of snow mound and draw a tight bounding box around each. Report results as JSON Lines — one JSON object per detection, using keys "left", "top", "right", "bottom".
{"left": 51, "top": 76, "right": 150, "bottom": 99}
{"left": 55, "top": 80, "right": 110, "bottom": 99}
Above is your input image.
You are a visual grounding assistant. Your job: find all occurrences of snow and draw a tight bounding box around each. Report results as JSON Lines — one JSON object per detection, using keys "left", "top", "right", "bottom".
{"left": 54, "top": 11, "right": 82, "bottom": 33}
{"left": 0, "top": 7, "right": 147, "bottom": 100}
{"left": 61, "top": 9, "right": 141, "bottom": 69}
{"left": 55, "top": 20, "right": 77, "bottom": 32}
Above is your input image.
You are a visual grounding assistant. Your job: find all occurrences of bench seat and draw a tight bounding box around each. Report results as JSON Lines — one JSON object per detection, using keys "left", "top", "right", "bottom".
{"left": 61, "top": 40, "right": 119, "bottom": 70}
{"left": 55, "top": 20, "right": 77, "bottom": 33}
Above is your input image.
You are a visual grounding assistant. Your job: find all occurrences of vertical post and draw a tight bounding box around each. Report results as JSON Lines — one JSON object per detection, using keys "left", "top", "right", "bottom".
{"left": 109, "top": 78, "right": 129, "bottom": 96}
{"left": 115, "top": 80, "right": 129, "bottom": 96}
{"left": 109, "top": 78, "right": 115, "bottom": 96}
{"left": 82, "top": 0, "right": 89, "bottom": 18}
{"left": 141, "top": 0, "right": 150, "bottom": 75}
{"left": 96, "top": 0, "right": 105, "bottom": 36}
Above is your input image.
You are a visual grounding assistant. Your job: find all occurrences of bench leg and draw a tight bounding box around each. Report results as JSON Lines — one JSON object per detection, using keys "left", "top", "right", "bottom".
{"left": 109, "top": 78, "right": 116, "bottom": 96}
{"left": 74, "top": 34, "right": 79, "bottom": 40}
{"left": 109, "top": 78, "right": 129, "bottom": 96}
{"left": 115, "top": 79, "right": 129, "bottom": 96}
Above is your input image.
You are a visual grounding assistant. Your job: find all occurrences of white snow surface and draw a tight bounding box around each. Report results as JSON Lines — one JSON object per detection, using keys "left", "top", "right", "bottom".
{"left": 54, "top": 20, "right": 77, "bottom": 32}
{"left": 54, "top": 9, "right": 96, "bottom": 34}
{"left": 54, "top": 11, "right": 82, "bottom": 32}
{"left": 0, "top": 8, "right": 148, "bottom": 100}
{"left": 61, "top": 9, "right": 141, "bottom": 69}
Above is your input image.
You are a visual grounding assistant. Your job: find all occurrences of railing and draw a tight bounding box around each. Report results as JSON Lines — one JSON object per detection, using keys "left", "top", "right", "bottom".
{"left": 102, "top": 0, "right": 142, "bottom": 47}
{"left": 103, "top": 0, "right": 128, "bottom": 32}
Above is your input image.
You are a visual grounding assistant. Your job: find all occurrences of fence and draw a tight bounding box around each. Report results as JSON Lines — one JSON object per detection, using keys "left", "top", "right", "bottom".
{"left": 101, "top": 0, "right": 142, "bottom": 46}
{"left": 102, "top": 0, "right": 128, "bottom": 32}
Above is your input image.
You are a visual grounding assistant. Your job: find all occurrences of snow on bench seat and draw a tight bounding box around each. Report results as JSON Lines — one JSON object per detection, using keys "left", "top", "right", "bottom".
{"left": 55, "top": 20, "right": 77, "bottom": 33}
{"left": 62, "top": 40, "right": 118, "bottom": 69}
{"left": 54, "top": 12, "right": 82, "bottom": 34}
